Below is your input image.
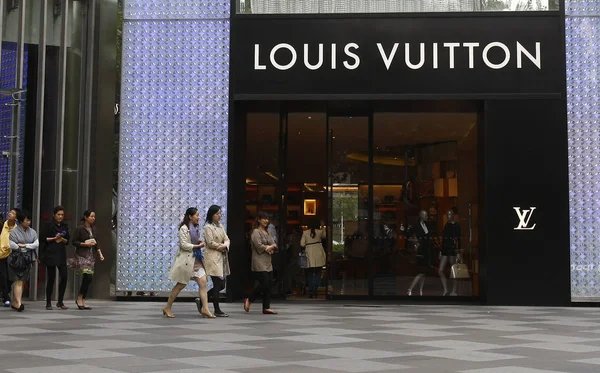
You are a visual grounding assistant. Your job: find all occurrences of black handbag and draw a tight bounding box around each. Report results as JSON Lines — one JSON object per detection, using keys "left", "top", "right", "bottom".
{"left": 9, "top": 251, "right": 32, "bottom": 272}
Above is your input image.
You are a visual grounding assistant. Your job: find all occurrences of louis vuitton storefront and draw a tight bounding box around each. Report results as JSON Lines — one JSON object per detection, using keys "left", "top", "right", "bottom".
{"left": 224, "top": 6, "right": 570, "bottom": 306}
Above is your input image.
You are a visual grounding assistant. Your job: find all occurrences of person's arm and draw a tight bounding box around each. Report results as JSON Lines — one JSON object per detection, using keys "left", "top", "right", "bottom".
{"left": 61, "top": 225, "right": 70, "bottom": 245}
{"left": 251, "top": 230, "right": 272, "bottom": 254}
{"left": 300, "top": 232, "right": 307, "bottom": 248}
{"left": 26, "top": 239, "right": 39, "bottom": 251}
{"left": 9, "top": 232, "right": 19, "bottom": 251}
{"left": 223, "top": 229, "right": 231, "bottom": 251}
{"left": 204, "top": 226, "right": 220, "bottom": 251}
{"left": 178, "top": 226, "right": 195, "bottom": 252}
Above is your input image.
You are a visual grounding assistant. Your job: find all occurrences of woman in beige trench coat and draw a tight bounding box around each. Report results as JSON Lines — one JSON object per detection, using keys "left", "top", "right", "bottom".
{"left": 162, "top": 208, "right": 215, "bottom": 319}
{"left": 203, "top": 205, "right": 231, "bottom": 317}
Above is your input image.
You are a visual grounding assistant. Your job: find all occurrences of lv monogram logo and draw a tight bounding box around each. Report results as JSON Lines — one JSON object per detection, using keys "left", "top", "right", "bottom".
{"left": 513, "top": 207, "right": 537, "bottom": 230}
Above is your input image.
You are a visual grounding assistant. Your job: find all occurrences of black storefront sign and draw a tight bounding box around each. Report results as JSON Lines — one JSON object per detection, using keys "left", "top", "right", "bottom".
{"left": 229, "top": 14, "right": 570, "bottom": 306}
{"left": 232, "top": 15, "right": 563, "bottom": 96}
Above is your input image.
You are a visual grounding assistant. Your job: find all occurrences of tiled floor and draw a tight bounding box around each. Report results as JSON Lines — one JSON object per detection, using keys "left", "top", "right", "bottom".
{"left": 0, "top": 301, "right": 599, "bottom": 372}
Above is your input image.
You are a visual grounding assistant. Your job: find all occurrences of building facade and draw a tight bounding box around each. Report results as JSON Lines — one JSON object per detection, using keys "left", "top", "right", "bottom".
{"left": 4, "top": 0, "right": 600, "bottom": 305}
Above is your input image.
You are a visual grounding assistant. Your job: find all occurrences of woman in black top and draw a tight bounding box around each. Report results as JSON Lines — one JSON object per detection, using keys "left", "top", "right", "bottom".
{"left": 438, "top": 209, "right": 461, "bottom": 296}
{"left": 40, "top": 206, "right": 70, "bottom": 310}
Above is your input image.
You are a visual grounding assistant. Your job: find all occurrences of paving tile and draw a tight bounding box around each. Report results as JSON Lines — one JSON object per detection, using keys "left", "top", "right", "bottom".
{"left": 414, "top": 350, "right": 523, "bottom": 362}
{"left": 7, "top": 365, "right": 126, "bottom": 373}
{"left": 299, "top": 347, "right": 409, "bottom": 359}
{"left": 462, "top": 367, "right": 570, "bottom": 373}
{"left": 24, "top": 348, "right": 131, "bottom": 360}
{"left": 294, "top": 358, "right": 409, "bottom": 372}
{"left": 276, "top": 335, "right": 369, "bottom": 344}
{"left": 174, "top": 355, "right": 286, "bottom": 369}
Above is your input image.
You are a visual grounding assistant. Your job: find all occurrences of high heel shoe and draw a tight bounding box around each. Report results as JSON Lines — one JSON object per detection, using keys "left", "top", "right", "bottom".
{"left": 75, "top": 300, "right": 91, "bottom": 310}
{"left": 56, "top": 302, "right": 69, "bottom": 310}
{"left": 201, "top": 310, "right": 216, "bottom": 319}
{"left": 243, "top": 298, "right": 250, "bottom": 313}
{"left": 162, "top": 308, "right": 175, "bottom": 318}
{"left": 262, "top": 309, "right": 278, "bottom": 315}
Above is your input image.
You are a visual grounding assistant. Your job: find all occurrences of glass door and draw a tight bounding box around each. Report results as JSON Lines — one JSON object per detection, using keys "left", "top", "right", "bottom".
{"left": 327, "top": 112, "right": 370, "bottom": 297}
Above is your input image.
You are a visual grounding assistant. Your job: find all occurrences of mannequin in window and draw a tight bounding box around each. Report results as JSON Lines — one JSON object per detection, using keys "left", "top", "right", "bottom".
{"left": 408, "top": 210, "right": 432, "bottom": 296}
{"left": 439, "top": 209, "right": 461, "bottom": 296}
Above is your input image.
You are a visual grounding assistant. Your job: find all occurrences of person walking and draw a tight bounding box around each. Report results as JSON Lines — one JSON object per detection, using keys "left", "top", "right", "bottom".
{"left": 162, "top": 207, "right": 215, "bottom": 319}
{"left": 40, "top": 206, "right": 70, "bottom": 310}
{"left": 244, "top": 212, "right": 278, "bottom": 315}
{"left": 0, "top": 208, "right": 18, "bottom": 307}
{"left": 8, "top": 210, "right": 38, "bottom": 312}
{"left": 300, "top": 219, "right": 326, "bottom": 298}
{"left": 204, "top": 205, "right": 231, "bottom": 317}
{"left": 71, "top": 210, "right": 105, "bottom": 310}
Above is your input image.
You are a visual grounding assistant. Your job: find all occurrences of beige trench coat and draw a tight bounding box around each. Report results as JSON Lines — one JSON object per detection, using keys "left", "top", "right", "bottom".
{"left": 301, "top": 228, "right": 327, "bottom": 268}
{"left": 168, "top": 225, "right": 195, "bottom": 284}
{"left": 204, "top": 223, "right": 231, "bottom": 277}
{"left": 250, "top": 228, "right": 274, "bottom": 272}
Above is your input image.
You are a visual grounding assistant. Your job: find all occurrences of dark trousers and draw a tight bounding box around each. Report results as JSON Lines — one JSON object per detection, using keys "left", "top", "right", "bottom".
{"left": 0, "top": 258, "right": 10, "bottom": 301}
{"left": 209, "top": 276, "right": 225, "bottom": 312}
{"left": 46, "top": 264, "right": 68, "bottom": 304}
{"left": 306, "top": 267, "right": 322, "bottom": 296}
{"left": 79, "top": 273, "right": 93, "bottom": 298}
{"left": 249, "top": 271, "right": 273, "bottom": 310}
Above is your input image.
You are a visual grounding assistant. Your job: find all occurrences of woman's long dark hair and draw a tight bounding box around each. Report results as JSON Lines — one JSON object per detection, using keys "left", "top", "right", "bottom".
{"left": 253, "top": 211, "right": 270, "bottom": 231}
{"left": 205, "top": 205, "right": 221, "bottom": 224}
{"left": 180, "top": 207, "right": 198, "bottom": 228}
{"left": 309, "top": 218, "right": 320, "bottom": 238}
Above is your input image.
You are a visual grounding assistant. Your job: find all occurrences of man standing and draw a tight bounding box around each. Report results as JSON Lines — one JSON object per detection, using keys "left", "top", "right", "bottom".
{"left": 0, "top": 208, "right": 19, "bottom": 306}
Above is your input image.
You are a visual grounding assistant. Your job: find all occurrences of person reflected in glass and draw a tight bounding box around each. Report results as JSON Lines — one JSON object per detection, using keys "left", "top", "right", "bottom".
{"left": 8, "top": 210, "right": 39, "bottom": 312}
{"left": 162, "top": 207, "right": 215, "bottom": 319}
{"left": 71, "top": 211, "right": 105, "bottom": 309}
{"left": 244, "top": 212, "right": 277, "bottom": 315}
{"left": 439, "top": 209, "right": 461, "bottom": 296}
{"left": 408, "top": 210, "right": 433, "bottom": 296}
{"left": 41, "top": 206, "right": 70, "bottom": 310}
{"left": 204, "top": 205, "right": 231, "bottom": 317}
{"left": 0, "top": 208, "right": 19, "bottom": 307}
{"left": 301, "top": 219, "right": 326, "bottom": 299}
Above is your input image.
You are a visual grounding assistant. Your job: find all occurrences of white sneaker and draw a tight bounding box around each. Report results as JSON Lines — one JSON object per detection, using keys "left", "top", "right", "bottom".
{"left": 3, "top": 300, "right": 10, "bottom": 307}
{"left": 407, "top": 289, "right": 412, "bottom": 296}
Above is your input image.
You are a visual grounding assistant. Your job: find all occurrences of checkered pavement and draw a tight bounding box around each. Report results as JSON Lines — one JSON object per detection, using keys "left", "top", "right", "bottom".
{"left": 0, "top": 300, "right": 599, "bottom": 372}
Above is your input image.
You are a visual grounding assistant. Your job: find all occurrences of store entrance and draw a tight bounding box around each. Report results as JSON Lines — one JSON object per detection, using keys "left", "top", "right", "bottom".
{"left": 243, "top": 100, "right": 481, "bottom": 300}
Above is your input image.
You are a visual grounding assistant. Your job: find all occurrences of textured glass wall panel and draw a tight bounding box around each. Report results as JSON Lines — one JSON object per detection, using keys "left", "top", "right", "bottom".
{"left": 237, "top": 0, "right": 557, "bottom": 13}
{"left": 567, "top": 2, "right": 600, "bottom": 299}
{"left": 566, "top": 0, "right": 600, "bottom": 15}
{"left": 124, "top": 0, "right": 229, "bottom": 19}
{"left": 118, "top": 2, "right": 229, "bottom": 291}
{"left": 0, "top": 42, "right": 27, "bottom": 217}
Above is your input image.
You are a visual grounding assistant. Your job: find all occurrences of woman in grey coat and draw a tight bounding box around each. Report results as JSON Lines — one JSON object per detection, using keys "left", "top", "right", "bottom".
{"left": 162, "top": 207, "right": 215, "bottom": 319}
{"left": 244, "top": 212, "right": 277, "bottom": 315}
{"left": 8, "top": 210, "right": 39, "bottom": 312}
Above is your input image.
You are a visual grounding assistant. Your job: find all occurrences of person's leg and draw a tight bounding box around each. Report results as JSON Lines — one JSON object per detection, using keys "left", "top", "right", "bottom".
{"left": 438, "top": 256, "right": 449, "bottom": 295}
{"left": 194, "top": 276, "right": 213, "bottom": 316}
{"left": 46, "top": 266, "right": 57, "bottom": 306}
{"left": 0, "top": 259, "right": 9, "bottom": 303}
{"left": 163, "top": 282, "right": 186, "bottom": 317}
{"left": 408, "top": 274, "right": 424, "bottom": 295}
{"left": 248, "top": 272, "right": 262, "bottom": 305}
{"left": 57, "top": 264, "right": 68, "bottom": 305}
{"left": 263, "top": 271, "right": 273, "bottom": 311}
{"left": 12, "top": 280, "right": 23, "bottom": 308}
{"left": 77, "top": 274, "right": 93, "bottom": 306}
{"left": 210, "top": 276, "right": 226, "bottom": 315}
{"left": 306, "top": 268, "right": 314, "bottom": 297}
{"left": 313, "top": 267, "right": 322, "bottom": 297}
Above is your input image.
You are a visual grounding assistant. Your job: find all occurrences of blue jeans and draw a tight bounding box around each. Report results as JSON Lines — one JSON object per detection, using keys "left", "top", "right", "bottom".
{"left": 307, "top": 267, "right": 322, "bottom": 296}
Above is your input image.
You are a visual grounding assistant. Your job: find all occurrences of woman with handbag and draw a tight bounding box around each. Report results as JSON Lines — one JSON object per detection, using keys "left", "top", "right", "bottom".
{"left": 244, "top": 212, "right": 277, "bottom": 315}
{"left": 439, "top": 209, "right": 461, "bottom": 296}
{"left": 40, "top": 206, "right": 70, "bottom": 310}
{"left": 0, "top": 208, "right": 18, "bottom": 307}
{"left": 71, "top": 210, "right": 105, "bottom": 310}
{"left": 8, "top": 210, "right": 39, "bottom": 312}
{"left": 300, "top": 219, "right": 326, "bottom": 299}
{"left": 163, "top": 207, "right": 215, "bottom": 319}
{"left": 204, "top": 205, "right": 231, "bottom": 317}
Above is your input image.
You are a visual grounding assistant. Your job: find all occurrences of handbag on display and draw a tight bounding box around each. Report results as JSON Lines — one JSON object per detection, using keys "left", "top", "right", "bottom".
{"left": 298, "top": 251, "right": 308, "bottom": 269}
{"left": 450, "top": 259, "right": 470, "bottom": 279}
